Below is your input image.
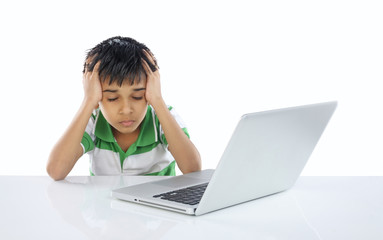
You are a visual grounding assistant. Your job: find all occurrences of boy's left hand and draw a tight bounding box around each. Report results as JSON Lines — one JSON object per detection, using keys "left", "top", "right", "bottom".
{"left": 142, "top": 50, "right": 163, "bottom": 107}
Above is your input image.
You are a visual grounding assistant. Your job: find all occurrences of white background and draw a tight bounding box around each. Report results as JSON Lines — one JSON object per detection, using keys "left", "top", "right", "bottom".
{"left": 0, "top": 0, "right": 382, "bottom": 176}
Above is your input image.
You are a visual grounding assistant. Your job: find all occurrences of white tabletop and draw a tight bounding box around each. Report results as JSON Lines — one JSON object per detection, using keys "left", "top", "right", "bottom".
{"left": 0, "top": 176, "right": 382, "bottom": 240}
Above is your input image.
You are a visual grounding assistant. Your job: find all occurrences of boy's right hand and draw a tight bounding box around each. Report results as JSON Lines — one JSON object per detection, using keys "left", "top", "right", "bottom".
{"left": 83, "top": 61, "right": 102, "bottom": 109}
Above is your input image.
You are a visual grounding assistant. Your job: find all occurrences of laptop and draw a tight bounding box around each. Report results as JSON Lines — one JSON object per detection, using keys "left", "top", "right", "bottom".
{"left": 112, "top": 101, "right": 337, "bottom": 216}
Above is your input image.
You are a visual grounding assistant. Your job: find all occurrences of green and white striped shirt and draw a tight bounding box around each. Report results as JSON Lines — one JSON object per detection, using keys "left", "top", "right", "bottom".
{"left": 80, "top": 105, "right": 189, "bottom": 176}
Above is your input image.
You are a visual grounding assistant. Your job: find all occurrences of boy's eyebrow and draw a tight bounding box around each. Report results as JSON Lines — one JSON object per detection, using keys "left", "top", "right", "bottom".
{"left": 103, "top": 89, "right": 118, "bottom": 93}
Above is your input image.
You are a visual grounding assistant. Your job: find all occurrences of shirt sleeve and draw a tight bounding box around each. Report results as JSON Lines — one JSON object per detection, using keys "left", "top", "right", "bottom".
{"left": 80, "top": 110, "right": 97, "bottom": 154}
{"left": 159, "top": 106, "right": 190, "bottom": 146}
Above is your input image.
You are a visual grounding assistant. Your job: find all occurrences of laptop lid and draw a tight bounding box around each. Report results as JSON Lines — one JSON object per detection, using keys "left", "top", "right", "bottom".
{"left": 195, "top": 101, "right": 337, "bottom": 215}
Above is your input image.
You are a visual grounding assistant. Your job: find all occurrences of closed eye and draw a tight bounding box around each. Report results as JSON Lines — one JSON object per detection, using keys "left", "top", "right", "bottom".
{"left": 108, "top": 97, "right": 118, "bottom": 102}
{"left": 132, "top": 97, "right": 144, "bottom": 100}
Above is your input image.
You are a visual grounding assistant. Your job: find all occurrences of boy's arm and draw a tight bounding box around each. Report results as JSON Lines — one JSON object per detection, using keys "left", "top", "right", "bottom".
{"left": 47, "top": 62, "right": 102, "bottom": 180}
{"left": 47, "top": 101, "right": 94, "bottom": 180}
{"left": 152, "top": 101, "right": 202, "bottom": 174}
{"left": 142, "top": 51, "right": 202, "bottom": 174}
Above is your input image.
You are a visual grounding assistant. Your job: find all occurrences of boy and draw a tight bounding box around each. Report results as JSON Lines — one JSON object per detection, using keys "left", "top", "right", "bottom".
{"left": 47, "top": 36, "right": 201, "bottom": 180}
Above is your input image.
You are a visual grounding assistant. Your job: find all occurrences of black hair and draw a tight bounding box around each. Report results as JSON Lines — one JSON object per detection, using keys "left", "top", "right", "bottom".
{"left": 83, "top": 36, "right": 158, "bottom": 86}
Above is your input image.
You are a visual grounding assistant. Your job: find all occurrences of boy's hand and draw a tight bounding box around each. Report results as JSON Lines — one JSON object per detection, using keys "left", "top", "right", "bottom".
{"left": 142, "top": 50, "right": 163, "bottom": 108}
{"left": 83, "top": 61, "right": 102, "bottom": 109}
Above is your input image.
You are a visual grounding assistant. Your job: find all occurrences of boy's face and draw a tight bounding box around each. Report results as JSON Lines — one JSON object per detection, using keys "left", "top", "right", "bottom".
{"left": 99, "top": 78, "right": 148, "bottom": 136}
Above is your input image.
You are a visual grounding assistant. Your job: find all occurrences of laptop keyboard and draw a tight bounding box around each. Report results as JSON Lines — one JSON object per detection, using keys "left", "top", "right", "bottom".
{"left": 153, "top": 182, "right": 209, "bottom": 206}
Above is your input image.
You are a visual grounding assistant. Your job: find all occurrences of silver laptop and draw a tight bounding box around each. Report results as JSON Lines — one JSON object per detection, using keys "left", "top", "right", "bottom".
{"left": 112, "top": 101, "right": 337, "bottom": 216}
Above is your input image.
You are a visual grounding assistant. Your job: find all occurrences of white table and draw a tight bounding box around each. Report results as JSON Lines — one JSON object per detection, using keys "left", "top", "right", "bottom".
{"left": 0, "top": 176, "right": 382, "bottom": 239}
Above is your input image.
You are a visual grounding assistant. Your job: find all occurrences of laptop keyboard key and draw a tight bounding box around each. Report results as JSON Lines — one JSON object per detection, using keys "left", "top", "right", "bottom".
{"left": 153, "top": 182, "right": 208, "bottom": 205}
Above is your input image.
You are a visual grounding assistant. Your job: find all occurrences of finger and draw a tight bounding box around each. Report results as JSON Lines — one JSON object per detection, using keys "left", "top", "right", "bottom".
{"left": 142, "top": 49, "right": 156, "bottom": 66}
{"left": 87, "top": 62, "right": 100, "bottom": 80}
{"left": 84, "top": 57, "right": 100, "bottom": 73}
{"left": 84, "top": 60, "right": 90, "bottom": 74}
{"left": 141, "top": 58, "right": 152, "bottom": 75}
{"left": 142, "top": 49, "right": 153, "bottom": 59}
{"left": 93, "top": 61, "right": 101, "bottom": 73}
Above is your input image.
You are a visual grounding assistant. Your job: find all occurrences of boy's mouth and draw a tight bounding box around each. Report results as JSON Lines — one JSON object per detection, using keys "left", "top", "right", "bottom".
{"left": 120, "top": 120, "right": 135, "bottom": 127}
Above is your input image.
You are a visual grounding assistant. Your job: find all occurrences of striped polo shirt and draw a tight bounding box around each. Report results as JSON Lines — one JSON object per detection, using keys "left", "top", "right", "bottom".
{"left": 80, "top": 105, "right": 189, "bottom": 176}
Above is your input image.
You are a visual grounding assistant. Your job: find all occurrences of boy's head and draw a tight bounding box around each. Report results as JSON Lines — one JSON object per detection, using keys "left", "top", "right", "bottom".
{"left": 84, "top": 36, "right": 158, "bottom": 86}
{"left": 85, "top": 36, "right": 158, "bottom": 136}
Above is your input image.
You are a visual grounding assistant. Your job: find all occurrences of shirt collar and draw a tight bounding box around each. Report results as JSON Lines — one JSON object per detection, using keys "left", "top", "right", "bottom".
{"left": 94, "top": 106, "right": 158, "bottom": 146}
{"left": 94, "top": 111, "right": 115, "bottom": 142}
{"left": 136, "top": 106, "right": 158, "bottom": 147}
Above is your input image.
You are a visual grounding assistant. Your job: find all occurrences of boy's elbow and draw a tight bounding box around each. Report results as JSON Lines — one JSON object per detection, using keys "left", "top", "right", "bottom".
{"left": 46, "top": 160, "right": 67, "bottom": 181}
{"left": 186, "top": 166, "right": 202, "bottom": 174}
{"left": 182, "top": 166, "right": 202, "bottom": 175}
{"left": 182, "top": 155, "right": 202, "bottom": 174}
{"left": 50, "top": 174, "right": 66, "bottom": 181}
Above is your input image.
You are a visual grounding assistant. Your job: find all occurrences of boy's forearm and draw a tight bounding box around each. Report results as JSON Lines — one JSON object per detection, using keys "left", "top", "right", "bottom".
{"left": 47, "top": 99, "right": 95, "bottom": 180}
{"left": 151, "top": 100, "right": 202, "bottom": 174}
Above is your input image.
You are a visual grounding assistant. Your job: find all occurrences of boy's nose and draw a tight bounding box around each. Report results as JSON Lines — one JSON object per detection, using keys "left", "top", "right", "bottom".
{"left": 119, "top": 101, "right": 133, "bottom": 114}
